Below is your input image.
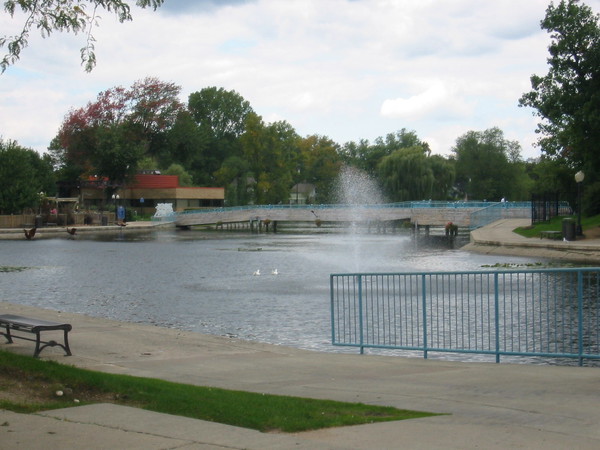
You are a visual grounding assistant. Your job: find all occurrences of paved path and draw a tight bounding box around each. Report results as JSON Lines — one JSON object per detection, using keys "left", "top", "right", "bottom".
{"left": 0, "top": 220, "right": 161, "bottom": 239}
{"left": 466, "top": 218, "right": 600, "bottom": 263}
{"left": 1, "top": 219, "right": 600, "bottom": 449}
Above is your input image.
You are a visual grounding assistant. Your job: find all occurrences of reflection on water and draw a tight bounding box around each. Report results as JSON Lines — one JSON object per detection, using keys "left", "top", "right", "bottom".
{"left": 0, "top": 226, "right": 555, "bottom": 361}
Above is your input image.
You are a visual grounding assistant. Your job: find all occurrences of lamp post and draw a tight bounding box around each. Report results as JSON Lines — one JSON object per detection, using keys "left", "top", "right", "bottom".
{"left": 112, "top": 194, "right": 120, "bottom": 223}
{"left": 575, "top": 171, "right": 584, "bottom": 236}
{"left": 296, "top": 167, "right": 301, "bottom": 205}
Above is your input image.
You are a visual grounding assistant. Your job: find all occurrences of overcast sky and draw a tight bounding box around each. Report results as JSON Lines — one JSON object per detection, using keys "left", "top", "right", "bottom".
{"left": 2, "top": 0, "right": 599, "bottom": 160}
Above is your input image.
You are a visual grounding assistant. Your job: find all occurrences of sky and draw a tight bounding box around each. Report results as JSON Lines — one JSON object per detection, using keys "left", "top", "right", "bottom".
{"left": 2, "top": 0, "right": 599, "bottom": 160}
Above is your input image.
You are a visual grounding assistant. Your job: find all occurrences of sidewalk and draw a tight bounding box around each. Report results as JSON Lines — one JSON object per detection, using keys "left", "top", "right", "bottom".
{"left": 1, "top": 299, "right": 600, "bottom": 449}
{"left": 0, "top": 220, "right": 163, "bottom": 239}
{"left": 465, "top": 218, "right": 600, "bottom": 263}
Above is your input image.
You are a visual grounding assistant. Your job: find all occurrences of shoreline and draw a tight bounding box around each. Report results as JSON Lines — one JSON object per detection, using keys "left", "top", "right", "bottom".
{"left": 3, "top": 218, "right": 600, "bottom": 265}
{"left": 0, "top": 221, "right": 171, "bottom": 239}
{"left": 461, "top": 241, "right": 600, "bottom": 264}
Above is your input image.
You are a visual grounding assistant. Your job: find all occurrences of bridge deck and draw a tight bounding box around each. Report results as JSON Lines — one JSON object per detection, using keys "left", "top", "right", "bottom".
{"left": 174, "top": 203, "right": 529, "bottom": 228}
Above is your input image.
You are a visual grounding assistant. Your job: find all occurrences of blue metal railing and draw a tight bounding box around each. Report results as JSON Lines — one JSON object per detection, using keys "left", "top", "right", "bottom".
{"left": 330, "top": 268, "right": 600, "bottom": 365}
{"left": 469, "top": 201, "right": 531, "bottom": 229}
{"left": 177, "top": 201, "right": 528, "bottom": 216}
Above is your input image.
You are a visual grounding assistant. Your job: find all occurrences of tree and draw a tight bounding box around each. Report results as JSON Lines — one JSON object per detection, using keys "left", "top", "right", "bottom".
{"left": 93, "top": 124, "right": 144, "bottom": 188}
{"left": 342, "top": 129, "right": 428, "bottom": 175}
{"left": 163, "top": 110, "right": 208, "bottom": 178}
{"left": 164, "top": 163, "right": 193, "bottom": 187}
{"left": 0, "top": 139, "right": 55, "bottom": 214}
{"left": 519, "top": 1, "right": 600, "bottom": 173}
{"left": 378, "top": 146, "right": 438, "bottom": 202}
{"left": 239, "top": 114, "right": 300, "bottom": 204}
{"left": 299, "top": 135, "right": 342, "bottom": 203}
{"left": 452, "top": 128, "right": 527, "bottom": 201}
{"left": 52, "top": 77, "right": 183, "bottom": 188}
{"left": 214, "top": 156, "right": 251, "bottom": 206}
{"left": 187, "top": 87, "right": 254, "bottom": 182}
{"left": 1, "top": 0, "right": 164, "bottom": 73}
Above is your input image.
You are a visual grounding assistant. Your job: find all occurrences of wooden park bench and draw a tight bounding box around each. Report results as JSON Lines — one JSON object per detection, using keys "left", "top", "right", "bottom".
{"left": 540, "top": 230, "right": 563, "bottom": 240}
{"left": 0, "top": 314, "right": 72, "bottom": 358}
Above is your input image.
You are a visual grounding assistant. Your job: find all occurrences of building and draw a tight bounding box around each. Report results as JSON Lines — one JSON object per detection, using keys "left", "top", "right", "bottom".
{"left": 80, "top": 174, "right": 224, "bottom": 215}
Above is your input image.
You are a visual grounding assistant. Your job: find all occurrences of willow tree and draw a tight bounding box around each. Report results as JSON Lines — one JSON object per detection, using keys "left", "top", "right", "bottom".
{"left": 377, "top": 146, "right": 438, "bottom": 202}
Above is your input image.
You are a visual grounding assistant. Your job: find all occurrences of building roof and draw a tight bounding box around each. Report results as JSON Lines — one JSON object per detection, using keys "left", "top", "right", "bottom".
{"left": 129, "top": 174, "right": 180, "bottom": 189}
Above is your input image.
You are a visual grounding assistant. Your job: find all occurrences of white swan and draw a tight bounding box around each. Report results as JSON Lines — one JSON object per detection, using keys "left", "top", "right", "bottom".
{"left": 253, "top": 269, "right": 261, "bottom": 276}
{"left": 271, "top": 269, "right": 279, "bottom": 275}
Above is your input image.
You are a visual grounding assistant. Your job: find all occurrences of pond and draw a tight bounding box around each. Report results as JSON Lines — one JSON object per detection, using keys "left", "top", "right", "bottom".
{"left": 0, "top": 226, "right": 544, "bottom": 356}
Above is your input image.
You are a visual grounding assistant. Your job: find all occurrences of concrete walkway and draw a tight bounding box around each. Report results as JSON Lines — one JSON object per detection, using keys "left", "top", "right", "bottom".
{"left": 1, "top": 219, "right": 600, "bottom": 449}
{"left": 465, "top": 218, "right": 600, "bottom": 263}
{"left": 0, "top": 220, "right": 163, "bottom": 240}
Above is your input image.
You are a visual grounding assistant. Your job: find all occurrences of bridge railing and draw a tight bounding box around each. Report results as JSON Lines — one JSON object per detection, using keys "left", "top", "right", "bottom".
{"left": 330, "top": 268, "right": 600, "bottom": 365}
{"left": 176, "top": 201, "right": 518, "bottom": 216}
{"left": 469, "top": 201, "right": 532, "bottom": 229}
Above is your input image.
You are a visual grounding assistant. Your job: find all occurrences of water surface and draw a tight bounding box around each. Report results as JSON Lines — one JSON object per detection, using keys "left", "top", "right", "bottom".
{"left": 0, "top": 227, "right": 542, "bottom": 357}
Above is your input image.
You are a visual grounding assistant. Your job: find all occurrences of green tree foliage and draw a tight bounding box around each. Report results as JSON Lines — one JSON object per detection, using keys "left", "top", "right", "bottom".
{"left": 1, "top": 0, "right": 164, "bottom": 73}
{"left": 429, "top": 155, "right": 456, "bottom": 200}
{"left": 214, "top": 156, "right": 251, "bottom": 206}
{"left": 0, "top": 139, "right": 55, "bottom": 214}
{"left": 163, "top": 110, "right": 208, "bottom": 182}
{"left": 93, "top": 124, "right": 145, "bottom": 186}
{"left": 239, "top": 114, "right": 301, "bottom": 204}
{"left": 188, "top": 87, "right": 254, "bottom": 183}
{"left": 298, "top": 135, "right": 342, "bottom": 203}
{"left": 529, "top": 156, "right": 574, "bottom": 194}
{"left": 377, "top": 146, "right": 452, "bottom": 201}
{"left": 164, "top": 163, "right": 193, "bottom": 187}
{"left": 519, "top": 1, "right": 600, "bottom": 177}
{"left": 342, "top": 129, "right": 428, "bottom": 175}
{"left": 452, "top": 128, "right": 528, "bottom": 201}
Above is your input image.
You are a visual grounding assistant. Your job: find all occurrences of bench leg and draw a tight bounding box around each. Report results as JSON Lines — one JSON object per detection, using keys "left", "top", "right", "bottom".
{"left": 63, "top": 329, "right": 72, "bottom": 356}
{"left": 1, "top": 324, "right": 13, "bottom": 344}
{"left": 34, "top": 331, "right": 42, "bottom": 358}
{"left": 33, "top": 329, "right": 72, "bottom": 358}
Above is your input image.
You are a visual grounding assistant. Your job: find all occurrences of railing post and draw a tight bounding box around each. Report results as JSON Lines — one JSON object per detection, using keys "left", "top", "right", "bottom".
{"left": 577, "top": 269, "right": 584, "bottom": 366}
{"left": 422, "top": 274, "right": 428, "bottom": 359}
{"left": 358, "top": 275, "right": 364, "bottom": 354}
{"left": 494, "top": 273, "right": 500, "bottom": 363}
{"left": 329, "top": 275, "right": 336, "bottom": 346}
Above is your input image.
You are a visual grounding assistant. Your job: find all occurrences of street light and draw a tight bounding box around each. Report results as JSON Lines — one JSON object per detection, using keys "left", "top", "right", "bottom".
{"left": 575, "top": 171, "right": 584, "bottom": 236}
{"left": 112, "top": 194, "right": 120, "bottom": 223}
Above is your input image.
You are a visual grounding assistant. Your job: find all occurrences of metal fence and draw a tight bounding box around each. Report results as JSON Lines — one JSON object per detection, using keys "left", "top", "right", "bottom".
{"left": 177, "top": 201, "right": 512, "bottom": 215}
{"left": 469, "top": 202, "right": 532, "bottom": 229}
{"left": 330, "top": 268, "right": 600, "bottom": 365}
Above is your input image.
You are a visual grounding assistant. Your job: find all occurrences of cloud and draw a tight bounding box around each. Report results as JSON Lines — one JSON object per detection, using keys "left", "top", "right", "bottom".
{"left": 158, "top": 0, "right": 255, "bottom": 14}
{"left": 2, "top": 0, "right": 600, "bottom": 159}
{"left": 380, "top": 82, "right": 472, "bottom": 121}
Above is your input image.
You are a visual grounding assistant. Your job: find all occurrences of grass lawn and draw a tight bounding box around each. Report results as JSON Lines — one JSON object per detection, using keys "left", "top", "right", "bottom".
{"left": 514, "top": 215, "right": 600, "bottom": 238}
{"left": 0, "top": 350, "right": 441, "bottom": 432}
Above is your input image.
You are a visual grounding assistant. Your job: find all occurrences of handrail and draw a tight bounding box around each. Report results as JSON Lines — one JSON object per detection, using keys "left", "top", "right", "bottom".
{"left": 177, "top": 201, "right": 530, "bottom": 215}
{"left": 330, "top": 268, "right": 600, "bottom": 365}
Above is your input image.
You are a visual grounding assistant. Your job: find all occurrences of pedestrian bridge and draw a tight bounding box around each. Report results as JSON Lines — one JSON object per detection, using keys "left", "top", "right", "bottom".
{"left": 174, "top": 201, "right": 531, "bottom": 229}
